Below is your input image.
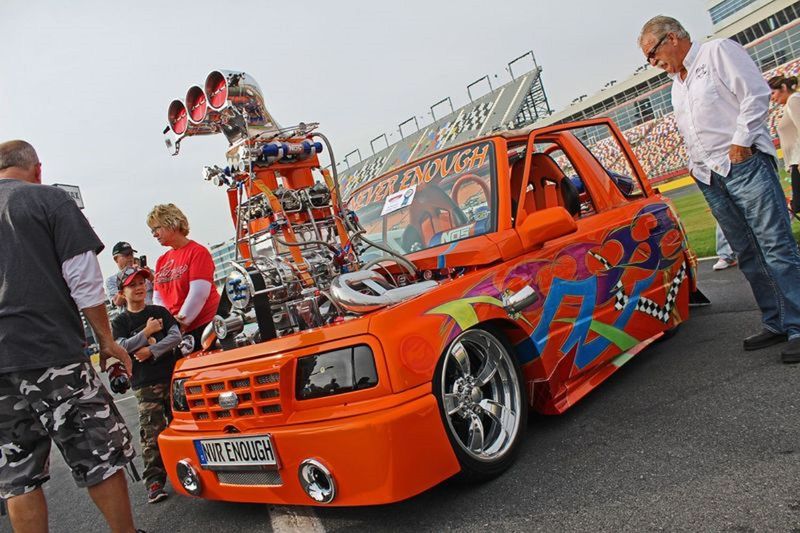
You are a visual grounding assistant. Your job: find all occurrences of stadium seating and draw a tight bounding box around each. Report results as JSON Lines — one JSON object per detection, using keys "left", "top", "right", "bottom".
{"left": 582, "top": 58, "right": 800, "bottom": 183}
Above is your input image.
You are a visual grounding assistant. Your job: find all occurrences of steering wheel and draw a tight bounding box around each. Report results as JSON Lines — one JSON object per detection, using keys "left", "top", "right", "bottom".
{"left": 451, "top": 173, "right": 490, "bottom": 207}
{"left": 408, "top": 184, "right": 469, "bottom": 245}
{"left": 402, "top": 225, "right": 425, "bottom": 253}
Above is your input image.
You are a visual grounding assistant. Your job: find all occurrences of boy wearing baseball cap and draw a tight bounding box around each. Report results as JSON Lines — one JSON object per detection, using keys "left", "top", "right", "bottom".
{"left": 110, "top": 266, "right": 181, "bottom": 504}
{"left": 105, "top": 241, "right": 153, "bottom": 308}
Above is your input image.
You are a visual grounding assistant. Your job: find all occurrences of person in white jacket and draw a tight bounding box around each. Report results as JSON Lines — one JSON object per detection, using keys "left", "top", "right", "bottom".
{"left": 639, "top": 16, "right": 800, "bottom": 363}
{"left": 768, "top": 74, "right": 800, "bottom": 216}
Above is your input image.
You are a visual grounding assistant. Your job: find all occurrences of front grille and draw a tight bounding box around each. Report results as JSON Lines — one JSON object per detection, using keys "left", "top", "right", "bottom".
{"left": 256, "top": 373, "right": 279, "bottom": 384}
{"left": 259, "top": 390, "right": 279, "bottom": 399}
{"left": 184, "top": 371, "right": 282, "bottom": 424}
{"left": 216, "top": 470, "right": 283, "bottom": 486}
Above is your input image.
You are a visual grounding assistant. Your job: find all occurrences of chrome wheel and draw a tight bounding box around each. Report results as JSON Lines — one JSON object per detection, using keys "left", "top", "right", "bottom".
{"left": 440, "top": 329, "right": 523, "bottom": 463}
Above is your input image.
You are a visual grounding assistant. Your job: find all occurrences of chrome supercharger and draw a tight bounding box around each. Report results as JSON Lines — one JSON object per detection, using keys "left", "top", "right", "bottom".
{"left": 163, "top": 70, "right": 435, "bottom": 350}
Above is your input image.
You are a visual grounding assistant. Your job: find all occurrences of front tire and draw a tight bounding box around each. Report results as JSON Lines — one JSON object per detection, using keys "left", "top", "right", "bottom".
{"left": 433, "top": 327, "right": 528, "bottom": 481}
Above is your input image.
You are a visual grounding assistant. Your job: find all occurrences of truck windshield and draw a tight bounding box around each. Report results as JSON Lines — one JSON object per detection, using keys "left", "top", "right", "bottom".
{"left": 347, "top": 141, "right": 496, "bottom": 258}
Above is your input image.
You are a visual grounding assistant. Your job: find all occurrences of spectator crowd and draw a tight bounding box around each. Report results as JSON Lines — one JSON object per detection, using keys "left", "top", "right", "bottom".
{"left": 582, "top": 58, "right": 800, "bottom": 182}
{"left": 1, "top": 27, "right": 800, "bottom": 532}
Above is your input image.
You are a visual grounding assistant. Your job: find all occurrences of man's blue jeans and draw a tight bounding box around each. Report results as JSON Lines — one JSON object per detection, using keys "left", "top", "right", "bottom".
{"left": 696, "top": 151, "right": 800, "bottom": 340}
{"left": 715, "top": 223, "right": 736, "bottom": 262}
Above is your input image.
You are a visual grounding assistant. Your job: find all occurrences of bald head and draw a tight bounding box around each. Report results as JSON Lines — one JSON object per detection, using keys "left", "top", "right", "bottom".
{"left": 0, "top": 140, "right": 41, "bottom": 184}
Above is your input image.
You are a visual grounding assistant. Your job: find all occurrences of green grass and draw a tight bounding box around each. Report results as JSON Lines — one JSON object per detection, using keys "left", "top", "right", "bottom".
{"left": 670, "top": 174, "right": 800, "bottom": 257}
{"left": 671, "top": 192, "right": 717, "bottom": 257}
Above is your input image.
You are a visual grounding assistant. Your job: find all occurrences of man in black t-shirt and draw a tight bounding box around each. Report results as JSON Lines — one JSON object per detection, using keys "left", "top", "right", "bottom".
{"left": 112, "top": 266, "right": 181, "bottom": 504}
{"left": 0, "top": 140, "right": 138, "bottom": 531}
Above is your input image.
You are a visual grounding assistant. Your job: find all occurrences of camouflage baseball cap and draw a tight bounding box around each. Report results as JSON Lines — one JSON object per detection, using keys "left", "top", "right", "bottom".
{"left": 116, "top": 266, "right": 152, "bottom": 290}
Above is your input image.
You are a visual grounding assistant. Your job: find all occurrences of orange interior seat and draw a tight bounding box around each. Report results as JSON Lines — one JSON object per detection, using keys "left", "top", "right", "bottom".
{"left": 529, "top": 153, "right": 581, "bottom": 217}
{"left": 419, "top": 210, "right": 454, "bottom": 244}
{"left": 509, "top": 160, "right": 536, "bottom": 222}
{"left": 409, "top": 184, "right": 465, "bottom": 245}
{"left": 542, "top": 182, "right": 560, "bottom": 209}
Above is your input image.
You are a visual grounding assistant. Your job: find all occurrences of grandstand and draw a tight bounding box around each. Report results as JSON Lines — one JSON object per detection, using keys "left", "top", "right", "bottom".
{"left": 338, "top": 52, "right": 552, "bottom": 200}
{"left": 540, "top": 0, "right": 800, "bottom": 183}
{"left": 339, "top": 0, "right": 800, "bottom": 198}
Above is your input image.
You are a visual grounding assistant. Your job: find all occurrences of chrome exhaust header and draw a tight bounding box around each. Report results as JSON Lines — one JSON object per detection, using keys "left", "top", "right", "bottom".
{"left": 329, "top": 270, "right": 437, "bottom": 314}
{"left": 164, "top": 70, "right": 282, "bottom": 155}
{"left": 205, "top": 69, "right": 281, "bottom": 145}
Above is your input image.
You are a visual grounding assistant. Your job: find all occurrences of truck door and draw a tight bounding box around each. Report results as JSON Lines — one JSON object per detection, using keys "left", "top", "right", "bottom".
{"left": 514, "top": 119, "right": 686, "bottom": 392}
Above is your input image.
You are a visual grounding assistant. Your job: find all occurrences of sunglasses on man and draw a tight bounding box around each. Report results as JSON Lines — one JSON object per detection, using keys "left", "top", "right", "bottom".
{"left": 646, "top": 33, "right": 670, "bottom": 65}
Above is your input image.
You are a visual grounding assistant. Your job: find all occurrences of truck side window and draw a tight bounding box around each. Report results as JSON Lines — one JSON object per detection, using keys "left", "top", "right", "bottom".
{"left": 539, "top": 146, "right": 598, "bottom": 217}
{"left": 570, "top": 124, "right": 646, "bottom": 198}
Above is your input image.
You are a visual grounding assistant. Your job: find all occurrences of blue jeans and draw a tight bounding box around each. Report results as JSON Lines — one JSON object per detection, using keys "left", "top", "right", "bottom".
{"left": 696, "top": 151, "right": 800, "bottom": 340}
{"left": 715, "top": 223, "right": 736, "bottom": 262}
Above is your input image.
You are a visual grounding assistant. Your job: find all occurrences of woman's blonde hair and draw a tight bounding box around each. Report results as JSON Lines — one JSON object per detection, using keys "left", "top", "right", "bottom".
{"left": 147, "top": 203, "right": 190, "bottom": 236}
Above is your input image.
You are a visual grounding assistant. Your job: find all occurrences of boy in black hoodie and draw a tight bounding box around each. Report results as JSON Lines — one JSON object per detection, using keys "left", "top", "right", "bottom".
{"left": 111, "top": 266, "right": 181, "bottom": 504}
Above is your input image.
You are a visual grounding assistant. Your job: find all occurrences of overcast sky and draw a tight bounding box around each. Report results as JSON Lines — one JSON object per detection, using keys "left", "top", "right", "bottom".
{"left": 0, "top": 0, "right": 712, "bottom": 277}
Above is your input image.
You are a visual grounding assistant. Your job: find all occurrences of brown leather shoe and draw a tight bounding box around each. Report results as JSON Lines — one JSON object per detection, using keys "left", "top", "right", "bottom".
{"left": 743, "top": 330, "right": 787, "bottom": 351}
{"left": 781, "top": 338, "right": 800, "bottom": 364}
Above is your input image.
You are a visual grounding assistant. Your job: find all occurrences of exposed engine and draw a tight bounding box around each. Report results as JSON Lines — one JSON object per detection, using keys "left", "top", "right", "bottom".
{"left": 163, "top": 70, "right": 436, "bottom": 350}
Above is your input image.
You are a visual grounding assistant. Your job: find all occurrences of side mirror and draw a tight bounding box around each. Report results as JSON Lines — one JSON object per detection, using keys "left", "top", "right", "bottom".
{"left": 517, "top": 206, "right": 577, "bottom": 250}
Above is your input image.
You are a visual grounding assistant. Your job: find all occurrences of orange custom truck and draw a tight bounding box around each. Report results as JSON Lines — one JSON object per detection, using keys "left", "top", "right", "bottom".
{"left": 157, "top": 70, "right": 699, "bottom": 506}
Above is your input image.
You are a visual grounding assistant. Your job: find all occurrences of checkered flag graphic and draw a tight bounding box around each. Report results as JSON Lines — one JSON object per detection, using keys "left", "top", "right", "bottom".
{"left": 461, "top": 101, "right": 493, "bottom": 131}
{"left": 613, "top": 263, "right": 688, "bottom": 322}
{"left": 436, "top": 120, "right": 460, "bottom": 147}
{"left": 437, "top": 101, "right": 494, "bottom": 145}
{"left": 355, "top": 155, "right": 387, "bottom": 183}
{"left": 613, "top": 279, "right": 628, "bottom": 310}
{"left": 588, "top": 250, "right": 614, "bottom": 271}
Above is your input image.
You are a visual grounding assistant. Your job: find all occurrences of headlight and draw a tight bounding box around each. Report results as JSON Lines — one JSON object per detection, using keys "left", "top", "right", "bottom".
{"left": 172, "top": 378, "right": 189, "bottom": 411}
{"left": 295, "top": 345, "right": 378, "bottom": 400}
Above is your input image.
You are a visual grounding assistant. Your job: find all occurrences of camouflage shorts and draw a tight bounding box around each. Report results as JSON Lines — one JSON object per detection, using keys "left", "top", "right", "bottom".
{"left": 0, "top": 362, "right": 136, "bottom": 499}
{"left": 134, "top": 382, "right": 170, "bottom": 486}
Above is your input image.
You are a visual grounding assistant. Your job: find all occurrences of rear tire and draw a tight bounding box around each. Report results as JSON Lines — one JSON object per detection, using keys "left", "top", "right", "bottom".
{"left": 433, "top": 326, "right": 528, "bottom": 481}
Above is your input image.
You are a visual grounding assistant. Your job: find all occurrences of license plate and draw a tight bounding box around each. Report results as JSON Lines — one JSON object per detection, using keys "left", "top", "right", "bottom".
{"left": 194, "top": 435, "right": 278, "bottom": 470}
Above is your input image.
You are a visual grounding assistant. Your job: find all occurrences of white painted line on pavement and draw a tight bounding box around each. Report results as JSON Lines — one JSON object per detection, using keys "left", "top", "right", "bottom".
{"left": 114, "top": 395, "right": 136, "bottom": 404}
{"left": 269, "top": 505, "right": 325, "bottom": 533}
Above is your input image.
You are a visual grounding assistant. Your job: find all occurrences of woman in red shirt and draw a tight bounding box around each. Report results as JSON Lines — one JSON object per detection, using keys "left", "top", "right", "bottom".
{"left": 147, "top": 203, "right": 220, "bottom": 352}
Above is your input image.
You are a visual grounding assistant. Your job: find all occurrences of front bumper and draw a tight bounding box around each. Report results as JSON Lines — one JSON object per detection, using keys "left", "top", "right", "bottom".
{"left": 159, "top": 393, "right": 460, "bottom": 506}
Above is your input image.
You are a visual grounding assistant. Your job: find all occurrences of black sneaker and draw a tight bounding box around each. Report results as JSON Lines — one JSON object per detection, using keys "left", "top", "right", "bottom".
{"left": 147, "top": 482, "right": 168, "bottom": 504}
{"left": 743, "top": 330, "right": 787, "bottom": 351}
{"left": 781, "top": 338, "right": 800, "bottom": 364}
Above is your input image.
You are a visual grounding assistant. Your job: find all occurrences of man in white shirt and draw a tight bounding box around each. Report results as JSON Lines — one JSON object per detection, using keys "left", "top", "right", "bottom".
{"left": 639, "top": 16, "right": 800, "bottom": 363}
{"left": 0, "top": 140, "right": 140, "bottom": 531}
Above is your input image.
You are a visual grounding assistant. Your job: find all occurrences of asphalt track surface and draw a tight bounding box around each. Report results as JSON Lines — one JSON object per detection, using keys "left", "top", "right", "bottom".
{"left": 3, "top": 264, "right": 800, "bottom": 532}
